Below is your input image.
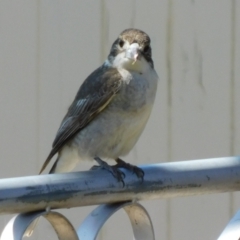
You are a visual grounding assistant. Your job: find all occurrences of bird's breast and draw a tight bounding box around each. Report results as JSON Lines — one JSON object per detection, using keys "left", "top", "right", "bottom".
{"left": 72, "top": 67, "right": 158, "bottom": 160}
{"left": 112, "top": 67, "right": 158, "bottom": 112}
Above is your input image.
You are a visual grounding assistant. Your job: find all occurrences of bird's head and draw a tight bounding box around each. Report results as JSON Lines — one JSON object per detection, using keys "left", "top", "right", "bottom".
{"left": 107, "top": 29, "right": 154, "bottom": 73}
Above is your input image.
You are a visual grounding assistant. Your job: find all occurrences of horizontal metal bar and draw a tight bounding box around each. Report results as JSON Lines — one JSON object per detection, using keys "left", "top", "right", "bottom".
{"left": 0, "top": 157, "right": 240, "bottom": 214}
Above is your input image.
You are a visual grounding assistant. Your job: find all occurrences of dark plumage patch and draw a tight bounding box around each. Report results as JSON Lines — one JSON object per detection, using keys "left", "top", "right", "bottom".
{"left": 120, "top": 29, "right": 150, "bottom": 45}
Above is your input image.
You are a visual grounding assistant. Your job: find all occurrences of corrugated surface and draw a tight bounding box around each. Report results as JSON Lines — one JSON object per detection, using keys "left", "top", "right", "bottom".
{"left": 0, "top": 1, "right": 239, "bottom": 239}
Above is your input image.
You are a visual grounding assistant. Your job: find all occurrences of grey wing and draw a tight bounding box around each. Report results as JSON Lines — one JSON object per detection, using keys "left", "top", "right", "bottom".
{"left": 39, "top": 67, "right": 122, "bottom": 173}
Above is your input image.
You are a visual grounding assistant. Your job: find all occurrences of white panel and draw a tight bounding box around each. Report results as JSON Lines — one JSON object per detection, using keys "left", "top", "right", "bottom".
{"left": 0, "top": 0, "right": 39, "bottom": 237}
{"left": 0, "top": 1, "right": 38, "bottom": 175}
{"left": 169, "top": 1, "right": 232, "bottom": 239}
{"left": 232, "top": 0, "right": 240, "bottom": 160}
{"left": 232, "top": 0, "right": 240, "bottom": 218}
{"left": 170, "top": 0, "right": 232, "bottom": 160}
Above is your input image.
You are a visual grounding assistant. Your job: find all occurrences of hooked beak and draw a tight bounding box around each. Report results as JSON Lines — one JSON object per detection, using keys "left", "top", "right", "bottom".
{"left": 125, "top": 43, "right": 140, "bottom": 65}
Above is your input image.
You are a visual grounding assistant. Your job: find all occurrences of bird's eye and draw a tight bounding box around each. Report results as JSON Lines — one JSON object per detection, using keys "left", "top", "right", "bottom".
{"left": 143, "top": 45, "right": 150, "bottom": 53}
{"left": 119, "top": 40, "right": 124, "bottom": 48}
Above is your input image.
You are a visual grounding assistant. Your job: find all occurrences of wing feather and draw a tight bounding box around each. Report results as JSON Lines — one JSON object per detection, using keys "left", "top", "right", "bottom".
{"left": 39, "top": 66, "right": 122, "bottom": 173}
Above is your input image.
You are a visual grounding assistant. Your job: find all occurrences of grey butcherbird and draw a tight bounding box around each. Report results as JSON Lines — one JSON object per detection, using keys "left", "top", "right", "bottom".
{"left": 25, "top": 29, "right": 159, "bottom": 237}
{"left": 40, "top": 28, "right": 159, "bottom": 182}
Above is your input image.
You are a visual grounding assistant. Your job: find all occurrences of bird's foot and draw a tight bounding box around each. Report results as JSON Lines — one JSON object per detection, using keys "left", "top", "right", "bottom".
{"left": 115, "top": 158, "right": 144, "bottom": 181}
{"left": 92, "top": 157, "right": 125, "bottom": 184}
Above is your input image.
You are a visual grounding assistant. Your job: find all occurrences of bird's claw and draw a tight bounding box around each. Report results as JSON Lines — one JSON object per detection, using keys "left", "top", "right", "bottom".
{"left": 90, "top": 165, "right": 100, "bottom": 171}
{"left": 110, "top": 166, "right": 125, "bottom": 183}
{"left": 92, "top": 157, "right": 125, "bottom": 185}
{"left": 131, "top": 166, "right": 144, "bottom": 181}
{"left": 115, "top": 158, "right": 144, "bottom": 182}
{"left": 92, "top": 157, "right": 144, "bottom": 185}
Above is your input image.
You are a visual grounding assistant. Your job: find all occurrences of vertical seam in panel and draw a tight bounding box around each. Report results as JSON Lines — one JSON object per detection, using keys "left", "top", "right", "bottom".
{"left": 36, "top": 0, "right": 41, "bottom": 171}
{"left": 167, "top": 0, "right": 173, "bottom": 163}
{"left": 99, "top": 2, "right": 107, "bottom": 239}
{"left": 230, "top": 1, "right": 236, "bottom": 157}
{"left": 130, "top": 0, "right": 136, "bottom": 28}
{"left": 100, "top": 0, "right": 109, "bottom": 64}
{"left": 166, "top": 0, "right": 173, "bottom": 240}
{"left": 131, "top": 0, "right": 139, "bottom": 162}
{"left": 229, "top": 0, "right": 236, "bottom": 217}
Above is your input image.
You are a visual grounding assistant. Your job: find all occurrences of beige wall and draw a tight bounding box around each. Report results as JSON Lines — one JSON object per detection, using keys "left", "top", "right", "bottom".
{"left": 0, "top": 1, "right": 239, "bottom": 239}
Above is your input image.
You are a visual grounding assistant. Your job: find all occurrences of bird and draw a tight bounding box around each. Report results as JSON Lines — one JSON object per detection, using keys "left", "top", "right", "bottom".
{"left": 40, "top": 28, "right": 159, "bottom": 182}
{"left": 24, "top": 28, "right": 158, "bottom": 238}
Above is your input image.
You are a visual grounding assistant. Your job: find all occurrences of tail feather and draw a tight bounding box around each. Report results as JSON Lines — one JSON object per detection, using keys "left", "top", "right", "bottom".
{"left": 49, "top": 157, "right": 59, "bottom": 174}
{"left": 39, "top": 150, "right": 56, "bottom": 174}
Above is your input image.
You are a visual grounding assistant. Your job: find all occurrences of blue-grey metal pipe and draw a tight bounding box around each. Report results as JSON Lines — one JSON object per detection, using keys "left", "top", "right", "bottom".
{"left": 0, "top": 157, "right": 240, "bottom": 214}
{"left": 218, "top": 209, "right": 240, "bottom": 239}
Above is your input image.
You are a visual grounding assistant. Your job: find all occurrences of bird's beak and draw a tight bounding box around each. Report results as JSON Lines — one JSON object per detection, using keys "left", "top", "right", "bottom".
{"left": 125, "top": 43, "right": 140, "bottom": 65}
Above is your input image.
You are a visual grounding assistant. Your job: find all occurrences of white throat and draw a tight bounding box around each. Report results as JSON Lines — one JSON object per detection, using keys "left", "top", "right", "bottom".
{"left": 113, "top": 52, "right": 150, "bottom": 73}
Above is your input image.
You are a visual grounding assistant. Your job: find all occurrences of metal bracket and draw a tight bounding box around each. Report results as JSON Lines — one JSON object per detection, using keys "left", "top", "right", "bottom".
{"left": 218, "top": 209, "right": 240, "bottom": 240}
{"left": 78, "top": 201, "right": 155, "bottom": 240}
{"left": 1, "top": 202, "right": 154, "bottom": 240}
{"left": 1, "top": 210, "right": 78, "bottom": 240}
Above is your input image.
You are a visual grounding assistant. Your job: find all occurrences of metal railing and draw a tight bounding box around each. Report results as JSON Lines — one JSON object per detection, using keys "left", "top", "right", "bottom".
{"left": 1, "top": 157, "right": 240, "bottom": 239}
